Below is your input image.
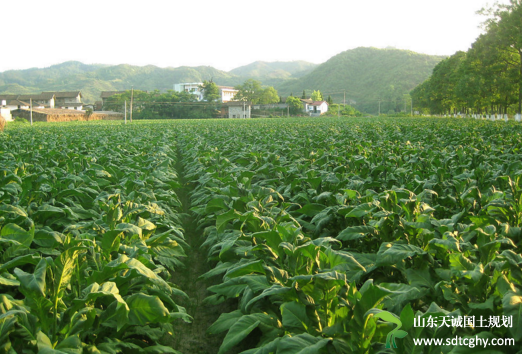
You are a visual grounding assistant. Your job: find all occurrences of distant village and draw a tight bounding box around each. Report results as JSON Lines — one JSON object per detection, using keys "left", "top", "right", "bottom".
{"left": 0, "top": 83, "right": 329, "bottom": 122}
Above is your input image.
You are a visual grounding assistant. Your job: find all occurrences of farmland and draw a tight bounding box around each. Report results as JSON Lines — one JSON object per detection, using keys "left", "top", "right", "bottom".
{"left": 1, "top": 117, "right": 522, "bottom": 354}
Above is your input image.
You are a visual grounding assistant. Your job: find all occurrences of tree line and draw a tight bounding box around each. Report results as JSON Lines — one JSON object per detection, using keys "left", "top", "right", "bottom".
{"left": 411, "top": 0, "right": 522, "bottom": 116}
{"left": 103, "top": 80, "right": 342, "bottom": 119}
{"left": 103, "top": 90, "right": 218, "bottom": 119}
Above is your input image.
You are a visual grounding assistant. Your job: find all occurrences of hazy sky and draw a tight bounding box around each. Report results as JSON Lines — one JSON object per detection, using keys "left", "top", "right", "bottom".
{"left": 1, "top": 0, "right": 508, "bottom": 73}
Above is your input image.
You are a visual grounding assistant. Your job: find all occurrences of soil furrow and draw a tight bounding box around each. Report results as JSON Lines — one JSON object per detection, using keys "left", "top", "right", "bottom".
{"left": 166, "top": 148, "right": 238, "bottom": 354}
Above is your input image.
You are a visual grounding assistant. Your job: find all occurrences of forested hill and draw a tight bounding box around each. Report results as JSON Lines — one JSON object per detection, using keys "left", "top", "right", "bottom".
{"left": 229, "top": 61, "right": 317, "bottom": 79}
{"left": 0, "top": 49, "right": 445, "bottom": 110}
{"left": 277, "top": 47, "right": 446, "bottom": 114}
{"left": 0, "top": 61, "right": 241, "bottom": 103}
{"left": 0, "top": 61, "right": 317, "bottom": 104}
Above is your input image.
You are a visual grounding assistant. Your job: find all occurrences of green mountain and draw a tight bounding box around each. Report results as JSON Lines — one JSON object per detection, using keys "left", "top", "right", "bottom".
{"left": 276, "top": 47, "right": 446, "bottom": 114}
{"left": 0, "top": 62, "right": 241, "bottom": 103}
{"left": 230, "top": 61, "right": 317, "bottom": 79}
{"left": 0, "top": 49, "right": 445, "bottom": 112}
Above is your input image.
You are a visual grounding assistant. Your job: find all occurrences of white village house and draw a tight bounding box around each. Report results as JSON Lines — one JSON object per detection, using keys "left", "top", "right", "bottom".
{"left": 221, "top": 101, "right": 251, "bottom": 118}
{"left": 173, "top": 83, "right": 204, "bottom": 101}
{"left": 1, "top": 91, "right": 87, "bottom": 121}
{"left": 218, "top": 86, "right": 238, "bottom": 102}
{"left": 18, "top": 93, "right": 56, "bottom": 108}
{"left": 173, "top": 82, "right": 238, "bottom": 102}
{"left": 44, "top": 91, "right": 83, "bottom": 110}
{"left": 301, "top": 99, "right": 329, "bottom": 116}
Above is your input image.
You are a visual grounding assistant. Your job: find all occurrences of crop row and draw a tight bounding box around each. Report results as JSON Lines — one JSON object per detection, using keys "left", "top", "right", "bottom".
{"left": 178, "top": 118, "right": 522, "bottom": 353}
{"left": 0, "top": 124, "right": 189, "bottom": 353}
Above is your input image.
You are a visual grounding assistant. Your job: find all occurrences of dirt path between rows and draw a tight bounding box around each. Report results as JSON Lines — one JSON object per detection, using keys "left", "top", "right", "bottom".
{"left": 166, "top": 149, "right": 248, "bottom": 354}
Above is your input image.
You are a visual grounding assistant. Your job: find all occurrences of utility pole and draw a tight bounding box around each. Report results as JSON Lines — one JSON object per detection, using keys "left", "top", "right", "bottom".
{"left": 343, "top": 91, "right": 346, "bottom": 105}
{"left": 411, "top": 99, "right": 413, "bottom": 117}
{"left": 287, "top": 105, "right": 289, "bottom": 117}
{"left": 124, "top": 101, "right": 127, "bottom": 124}
{"left": 378, "top": 100, "right": 381, "bottom": 116}
{"left": 130, "top": 87, "right": 134, "bottom": 122}
{"left": 30, "top": 98, "right": 33, "bottom": 125}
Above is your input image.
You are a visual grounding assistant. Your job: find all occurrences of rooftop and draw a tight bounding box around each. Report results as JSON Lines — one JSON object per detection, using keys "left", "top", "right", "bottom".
{"left": 18, "top": 93, "right": 55, "bottom": 100}
{"left": 309, "top": 101, "right": 328, "bottom": 106}
{"left": 17, "top": 108, "right": 84, "bottom": 115}
{"left": 6, "top": 99, "right": 30, "bottom": 106}
{"left": 0, "top": 94, "right": 20, "bottom": 100}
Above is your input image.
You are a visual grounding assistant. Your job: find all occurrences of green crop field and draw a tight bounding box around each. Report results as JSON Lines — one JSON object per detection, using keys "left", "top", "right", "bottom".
{"left": 1, "top": 117, "right": 521, "bottom": 354}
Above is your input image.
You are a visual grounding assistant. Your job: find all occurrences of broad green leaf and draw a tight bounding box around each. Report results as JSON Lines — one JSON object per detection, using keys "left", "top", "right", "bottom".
{"left": 137, "top": 217, "right": 156, "bottom": 235}
{"left": 216, "top": 209, "right": 241, "bottom": 233}
{"left": 242, "top": 274, "right": 271, "bottom": 293}
{"left": 218, "top": 314, "right": 264, "bottom": 354}
{"left": 357, "top": 280, "right": 392, "bottom": 317}
{"left": 115, "top": 223, "right": 142, "bottom": 237}
{"left": 1, "top": 223, "right": 34, "bottom": 247}
{"left": 53, "top": 247, "right": 85, "bottom": 301}
{"left": 127, "top": 294, "right": 170, "bottom": 326}
{"left": 376, "top": 242, "right": 426, "bottom": 266}
{"left": 14, "top": 258, "right": 48, "bottom": 297}
{"left": 37, "top": 331, "right": 53, "bottom": 349}
{"left": 226, "top": 260, "right": 266, "bottom": 278}
{"left": 345, "top": 202, "right": 376, "bottom": 218}
{"left": 246, "top": 284, "right": 294, "bottom": 312}
{"left": 32, "top": 205, "right": 66, "bottom": 223}
{"left": 379, "top": 283, "right": 424, "bottom": 313}
{"left": 208, "top": 278, "right": 248, "bottom": 298}
{"left": 405, "top": 267, "right": 435, "bottom": 289}
{"left": 33, "top": 229, "right": 64, "bottom": 248}
{"left": 0, "top": 205, "right": 27, "bottom": 218}
{"left": 337, "top": 225, "right": 377, "bottom": 241}
{"left": 449, "top": 253, "right": 475, "bottom": 271}
{"left": 208, "top": 310, "right": 243, "bottom": 334}
{"left": 295, "top": 203, "right": 326, "bottom": 217}
{"left": 276, "top": 333, "right": 330, "bottom": 354}
{"left": 205, "top": 198, "right": 228, "bottom": 213}
{"left": 281, "top": 301, "right": 311, "bottom": 331}
{"left": 400, "top": 303, "right": 414, "bottom": 330}
{"left": 0, "top": 254, "right": 41, "bottom": 272}
{"left": 101, "top": 231, "right": 122, "bottom": 254}
{"left": 0, "top": 274, "right": 19, "bottom": 286}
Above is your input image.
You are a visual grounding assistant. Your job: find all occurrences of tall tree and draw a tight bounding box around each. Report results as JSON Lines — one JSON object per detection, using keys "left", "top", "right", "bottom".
{"left": 200, "top": 80, "right": 220, "bottom": 102}
{"left": 286, "top": 96, "right": 304, "bottom": 115}
{"left": 428, "top": 52, "right": 467, "bottom": 114}
{"left": 234, "top": 79, "right": 279, "bottom": 104}
{"left": 234, "top": 79, "right": 263, "bottom": 103}
{"left": 327, "top": 95, "right": 333, "bottom": 105}
{"left": 481, "top": 0, "right": 522, "bottom": 114}
{"left": 259, "top": 87, "right": 280, "bottom": 104}
{"left": 311, "top": 90, "right": 323, "bottom": 101}
{"left": 302, "top": 90, "right": 306, "bottom": 99}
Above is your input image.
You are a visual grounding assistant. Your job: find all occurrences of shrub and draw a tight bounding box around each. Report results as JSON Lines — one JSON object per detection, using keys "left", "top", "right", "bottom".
{"left": 14, "top": 117, "right": 29, "bottom": 124}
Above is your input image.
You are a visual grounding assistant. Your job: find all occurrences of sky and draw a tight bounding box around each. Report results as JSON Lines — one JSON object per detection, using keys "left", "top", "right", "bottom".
{"left": 1, "top": 0, "right": 510, "bottom": 73}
